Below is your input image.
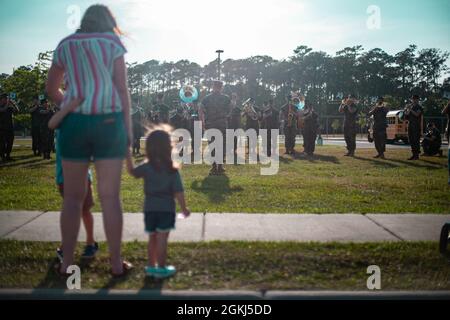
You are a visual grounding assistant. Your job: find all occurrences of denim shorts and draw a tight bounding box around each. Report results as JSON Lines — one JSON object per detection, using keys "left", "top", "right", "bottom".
{"left": 59, "top": 112, "right": 127, "bottom": 162}
{"left": 144, "top": 211, "right": 176, "bottom": 234}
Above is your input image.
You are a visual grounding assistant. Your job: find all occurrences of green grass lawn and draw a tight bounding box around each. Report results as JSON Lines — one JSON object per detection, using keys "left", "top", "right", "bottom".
{"left": 0, "top": 240, "right": 448, "bottom": 290}
{"left": 0, "top": 140, "right": 449, "bottom": 213}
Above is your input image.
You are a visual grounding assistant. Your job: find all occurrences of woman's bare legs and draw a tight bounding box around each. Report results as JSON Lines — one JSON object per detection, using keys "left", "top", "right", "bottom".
{"left": 148, "top": 233, "right": 158, "bottom": 267}
{"left": 95, "top": 159, "right": 124, "bottom": 275}
{"left": 60, "top": 160, "right": 89, "bottom": 272}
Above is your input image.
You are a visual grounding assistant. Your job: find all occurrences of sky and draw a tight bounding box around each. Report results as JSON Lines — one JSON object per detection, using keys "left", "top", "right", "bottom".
{"left": 0, "top": 0, "right": 449, "bottom": 75}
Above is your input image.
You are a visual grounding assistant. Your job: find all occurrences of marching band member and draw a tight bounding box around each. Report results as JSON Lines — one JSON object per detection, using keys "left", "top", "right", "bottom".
{"left": 228, "top": 93, "right": 242, "bottom": 157}
{"left": 29, "top": 96, "right": 42, "bottom": 156}
{"left": 260, "top": 99, "right": 278, "bottom": 157}
{"left": 0, "top": 93, "right": 19, "bottom": 162}
{"left": 38, "top": 98, "right": 55, "bottom": 160}
{"left": 421, "top": 122, "right": 442, "bottom": 157}
{"left": 442, "top": 100, "right": 449, "bottom": 142}
{"left": 199, "top": 80, "right": 232, "bottom": 175}
{"left": 151, "top": 93, "right": 170, "bottom": 124}
{"left": 131, "top": 103, "right": 144, "bottom": 155}
{"left": 404, "top": 94, "right": 423, "bottom": 160}
{"left": 242, "top": 98, "right": 260, "bottom": 158}
{"left": 301, "top": 100, "right": 319, "bottom": 156}
{"left": 339, "top": 94, "right": 358, "bottom": 157}
{"left": 368, "top": 96, "right": 389, "bottom": 159}
{"left": 242, "top": 98, "right": 259, "bottom": 133}
{"left": 279, "top": 94, "right": 299, "bottom": 155}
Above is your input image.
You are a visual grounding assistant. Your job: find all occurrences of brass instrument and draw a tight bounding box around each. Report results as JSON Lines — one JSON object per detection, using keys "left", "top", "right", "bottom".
{"left": 341, "top": 98, "right": 349, "bottom": 106}
{"left": 242, "top": 98, "right": 259, "bottom": 121}
{"left": 404, "top": 102, "right": 412, "bottom": 113}
{"left": 182, "top": 103, "right": 195, "bottom": 120}
{"left": 179, "top": 85, "right": 198, "bottom": 103}
{"left": 287, "top": 104, "right": 297, "bottom": 128}
{"left": 401, "top": 102, "right": 413, "bottom": 121}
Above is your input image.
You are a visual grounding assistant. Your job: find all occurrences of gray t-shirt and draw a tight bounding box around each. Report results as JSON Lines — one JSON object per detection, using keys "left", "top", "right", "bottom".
{"left": 132, "top": 162, "right": 184, "bottom": 212}
{"left": 200, "top": 92, "right": 231, "bottom": 131}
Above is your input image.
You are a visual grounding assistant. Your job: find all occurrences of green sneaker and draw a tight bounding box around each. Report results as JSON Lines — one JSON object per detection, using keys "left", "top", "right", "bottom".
{"left": 144, "top": 266, "right": 157, "bottom": 276}
{"left": 145, "top": 265, "right": 176, "bottom": 279}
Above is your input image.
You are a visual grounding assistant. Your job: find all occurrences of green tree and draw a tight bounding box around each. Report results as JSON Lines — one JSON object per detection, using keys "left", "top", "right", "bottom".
{"left": 331, "top": 119, "right": 341, "bottom": 134}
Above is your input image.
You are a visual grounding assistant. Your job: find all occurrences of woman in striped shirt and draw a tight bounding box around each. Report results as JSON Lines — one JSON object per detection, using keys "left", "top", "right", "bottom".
{"left": 46, "top": 4, "right": 132, "bottom": 277}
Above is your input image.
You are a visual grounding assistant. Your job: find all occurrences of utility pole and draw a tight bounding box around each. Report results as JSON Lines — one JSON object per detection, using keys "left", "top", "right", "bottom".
{"left": 215, "top": 49, "right": 224, "bottom": 80}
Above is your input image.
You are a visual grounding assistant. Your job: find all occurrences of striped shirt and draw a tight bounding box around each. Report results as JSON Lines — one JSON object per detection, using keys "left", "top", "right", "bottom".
{"left": 52, "top": 32, "right": 127, "bottom": 115}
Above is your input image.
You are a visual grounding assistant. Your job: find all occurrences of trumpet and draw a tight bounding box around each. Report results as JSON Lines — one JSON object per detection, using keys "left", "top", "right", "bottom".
{"left": 341, "top": 98, "right": 350, "bottom": 106}
{"left": 242, "top": 98, "right": 259, "bottom": 121}
{"left": 403, "top": 102, "right": 412, "bottom": 114}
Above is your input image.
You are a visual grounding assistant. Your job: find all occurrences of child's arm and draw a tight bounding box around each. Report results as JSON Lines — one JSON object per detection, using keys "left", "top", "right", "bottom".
{"left": 126, "top": 154, "right": 147, "bottom": 179}
{"left": 126, "top": 152, "right": 139, "bottom": 178}
{"left": 175, "top": 192, "right": 190, "bottom": 217}
{"left": 125, "top": 153, "right": 134, "bottom": 175}
{"left": 48, "top": 97, "right": 83, "bottom": 130}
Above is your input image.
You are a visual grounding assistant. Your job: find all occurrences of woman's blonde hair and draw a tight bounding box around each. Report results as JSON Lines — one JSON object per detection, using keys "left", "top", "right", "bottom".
{"left": 78, "top": 4, "right": 123, "bottom": 35}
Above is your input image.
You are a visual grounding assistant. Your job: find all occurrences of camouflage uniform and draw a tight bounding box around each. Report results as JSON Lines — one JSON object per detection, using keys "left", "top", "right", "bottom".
{"left": 200, "top": 92, "right": 231, "bottom": 170}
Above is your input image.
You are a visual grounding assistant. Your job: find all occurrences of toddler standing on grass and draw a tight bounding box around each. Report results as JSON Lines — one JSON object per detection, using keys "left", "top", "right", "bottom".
{"left": 126, "top": 127, "right": 190, "bottom": 278}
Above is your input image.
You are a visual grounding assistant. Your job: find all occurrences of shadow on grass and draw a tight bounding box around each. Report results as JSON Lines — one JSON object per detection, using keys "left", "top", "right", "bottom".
{"left": 35, "top": 259, "right": 70, "bottom": 289}
{"left": 299, "top": 153, "right": 340, "bottom": 164}
{"left": 27, "top": 161, "right": 55, "bottom": 169}
{"left": 191, "top": 174, "right": 243, "bottom": 203}
{"left": 35, "top": 257, "right": 111, "bottom": 290}
{"left": 6, "top": 154, "right": 36, "bottom": 161}
{"left": 99, "top": 273, "right": 133, "bottom": 290}
{"left": 0, "top": 156, "right": 48, "bottom": 168}
{"left": 279, "top": 152, "right": 340, "bottom": 164}
{"left": 279, "top": 155, "right": 294, "bottom": 164}
{"left": 141, "top": 276, "right": 164, "bottom": 291}
{"left": 352, "top": 156, "right": 400, "bottom": 169}
{"left": 387, "top": 158, "right": 444, "bottom": 170}
{"left": 418, "top": 157, "right": 448, "bottom": 169}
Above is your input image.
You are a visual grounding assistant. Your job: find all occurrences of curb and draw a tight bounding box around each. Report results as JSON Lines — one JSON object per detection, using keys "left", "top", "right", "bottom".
{"left": 1, "top": 289, "right": 449, "bottom": 300}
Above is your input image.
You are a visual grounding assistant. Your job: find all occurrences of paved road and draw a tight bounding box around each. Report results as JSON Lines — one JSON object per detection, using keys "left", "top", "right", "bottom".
{"left": 14, "top": 136, "right": 448, "bottom": 150}
{"left": 1, "top": 211, "right": 448, "bottom": 242}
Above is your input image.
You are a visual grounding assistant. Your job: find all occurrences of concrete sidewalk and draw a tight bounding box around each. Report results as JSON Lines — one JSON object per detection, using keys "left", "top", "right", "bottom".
{"left": 1, "top": 211, "right": 448, "bottom": 242}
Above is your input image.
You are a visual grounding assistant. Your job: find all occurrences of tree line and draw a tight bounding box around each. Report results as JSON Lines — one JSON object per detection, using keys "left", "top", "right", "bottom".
{"left": 1, "top": 44, "right": 449, "bottom": 131}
